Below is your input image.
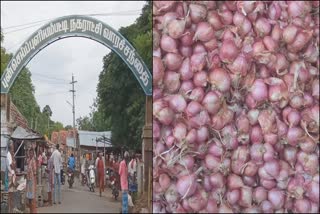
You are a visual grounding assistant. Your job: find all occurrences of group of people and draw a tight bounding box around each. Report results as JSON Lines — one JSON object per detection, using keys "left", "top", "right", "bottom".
{"left": 79, "top": 151, "right": 140, "bottom": 213}
{"left": 4, "top": 142, "right": 63, "bottom": 213}
{"left": 32, "top": 144, "right": 65, "bottom": 212}
{"left": 5, "top": 141, "right": 142, "bottom": 214}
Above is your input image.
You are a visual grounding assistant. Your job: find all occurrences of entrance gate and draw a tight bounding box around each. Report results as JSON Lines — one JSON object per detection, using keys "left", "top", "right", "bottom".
{"left": 0, "top": 15, "right": 152, "bottom": 195}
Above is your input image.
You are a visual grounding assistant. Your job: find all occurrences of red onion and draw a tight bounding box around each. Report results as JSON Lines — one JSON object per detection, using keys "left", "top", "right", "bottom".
{"left": 253, "top": 187, "right": 267, "bottom": 204}
{"left": 219, "top": 9, "right": 233, "bottom": 25}
{"left": 168, "top": 94, "right": 187, "bottom": 113}
{"left": 287, "top": 1, "right": 311, "bottom": 18}
{"left": 268, "top": 188, "right": 285, "bottom": 210}
{"left": 166, "top": 19, "right": 186, "bottom": 39}
{"left": 193, "top": 70, "right": 207, "bottom": 87}
{"left": 179, "top": 57, "right": 193, "bottom": 81}
{"left": 202, "top": 91, "right": 221, "bottom": 115}
{"left": 153, "top": 56, "right": 165, "bottom": 85}
{"left": 159, "top": 173, "right": 171, "bottom": 191}
{"left": 164, "top": 53, "right": 183, "bottom": 70}
{"left": 188, "top": 188, "right": 208, "bottom": 212}
{"left": 268, "top": 2, "right": 281, "bottom": 20}
{"left": 190, "top": 52, "right": 207, "bottom": 72}
{"left": 153, "top": 2, "right": 319, "bottom": 212}
{"left": 157, "top": 107, "right": 175, "bottom": 126}
{"left": 196, "top": 126, "right": 209, "bottom": 143}
{"left": 154, "top": 1, "right": 176, "bottom": 13}
{"left": 208, "top": 68, "right": 231, "bottom": 92}
{"left": 176, "top": 173, "right": 198, "bottom": 198}
{"left": 219, "top": 39, "right": 239, "bottom": 63}
{"left": 227, "top": 174, "right": 244, "bottom": 190}
{"left": 161, "top": 34, "right": 178, "bottom": 53}
{"left": 207, "top": 11, "right": 223, "bottom": 30}
{"left": 189, "top": 87, "right": 205, "bottom": 102}
{"left": 179, "top": 45, "right": 193, "bottom": 57}
{"left": 255, "top": 17, "right": 271, "bottom": 37}
{"left": 261, "top": 200, "right": 274, "bottom": 213}
{"left": 250, "top": 79, "right": 268, "bottom": 102}
{"left": 189, "top": 4, "right": 207, "bottom": 24}
{"left": 179, "top": 80, "right": 194, "bottom": 95}
{"left": 193, "top": 22, "right": 214, "bottom": 42}
{"left": 164, "top": 71, "right": 180, "bottom": 93}
{"left": 294, "top": 198, "right": 312, "bottom": 213}
{"left": 227, "top": 189, "right": 240, "bottom": 205}
{"left": 239, "top": 186, "right": 253, "bottom": 208}
{"left": 205, "top": 154, "right": 220, "bottom": 171}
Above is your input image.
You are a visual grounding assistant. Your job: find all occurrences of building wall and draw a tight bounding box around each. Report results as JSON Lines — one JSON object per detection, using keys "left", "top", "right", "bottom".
{"left": 1, "top": 94, "right": 29, "bottom": 172}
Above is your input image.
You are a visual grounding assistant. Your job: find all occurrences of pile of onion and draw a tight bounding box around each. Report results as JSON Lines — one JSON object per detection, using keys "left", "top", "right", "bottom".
{"left": 153, "top": 1, "right": 319, "bottom": 213}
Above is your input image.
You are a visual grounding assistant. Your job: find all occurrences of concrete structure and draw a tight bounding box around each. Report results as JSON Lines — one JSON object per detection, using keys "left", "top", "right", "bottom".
{"left": 1, "top": 94, "right": 29, "bottom": 172}
{"left": 77, "top": 130, "right": 112, "bottom": 162}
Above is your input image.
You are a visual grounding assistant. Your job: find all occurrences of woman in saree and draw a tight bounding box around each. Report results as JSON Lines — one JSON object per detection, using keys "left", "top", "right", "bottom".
{"left": 26, "top": 148, "right": 37, "bottom": 213}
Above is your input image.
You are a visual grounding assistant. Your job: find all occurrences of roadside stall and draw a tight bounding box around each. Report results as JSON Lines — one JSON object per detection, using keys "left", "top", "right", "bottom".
{"left": 9, "top": 126, "right": 46, "bottom": 212}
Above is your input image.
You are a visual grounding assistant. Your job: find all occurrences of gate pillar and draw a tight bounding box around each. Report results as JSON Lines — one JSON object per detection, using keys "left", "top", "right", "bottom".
{"left": 142, "top": 96, "right": 152, "bottom": 201}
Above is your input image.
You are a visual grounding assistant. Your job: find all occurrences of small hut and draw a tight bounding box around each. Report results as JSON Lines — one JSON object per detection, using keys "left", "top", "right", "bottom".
{"left": 10, "top": 126, "right": 48, "bottom": 209}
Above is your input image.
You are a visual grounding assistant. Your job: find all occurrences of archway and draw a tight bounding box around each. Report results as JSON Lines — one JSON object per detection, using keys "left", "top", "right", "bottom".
{"left": 1, "top": 15, "right": 152, "bottom": 192}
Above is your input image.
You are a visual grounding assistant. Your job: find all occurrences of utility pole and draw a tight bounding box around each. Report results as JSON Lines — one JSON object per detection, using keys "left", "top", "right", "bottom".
{"left": 70, "top": 74, "right": 79, "bottom": 174}
{"left": 103, "top": 135, "right": 106, "bottom": 158}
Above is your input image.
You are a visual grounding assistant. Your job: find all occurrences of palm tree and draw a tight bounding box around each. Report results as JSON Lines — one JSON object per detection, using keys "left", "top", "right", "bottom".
{"left": 42, "top": 105, "right": 52, "bottom": 135}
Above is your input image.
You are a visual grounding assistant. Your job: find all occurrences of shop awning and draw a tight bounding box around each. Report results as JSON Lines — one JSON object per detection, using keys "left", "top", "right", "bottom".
{"left": 11, "top": 126, "right": 44, "bottom": 140}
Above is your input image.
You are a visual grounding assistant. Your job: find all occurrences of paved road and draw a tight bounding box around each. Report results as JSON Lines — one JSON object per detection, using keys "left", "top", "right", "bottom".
{"left": 38, "top": 178, "right": 121, "bottom": 213}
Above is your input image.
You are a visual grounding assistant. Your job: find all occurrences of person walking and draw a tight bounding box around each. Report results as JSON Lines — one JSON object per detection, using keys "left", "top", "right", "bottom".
{"left": 5, "top": 142, "right": 15, "bottom": 190}
{"left": 5, "top": 142, "right": 16, "bottom": 213}
{"left": 51, "top": 144, "right": 62, "bottom": 204}
{"left": 26, "top": 148, "right": 37, "bottom": 213}
{"left": 95, "top": 152, "right": 105, "bottom": 197}
{"left": 81, "top": 154, "right": 87, "bottom": 186}
{"left": 68, "top": 153, "right": 75, "bottom": 172}
{"left": 119, "top": 151, "right": 130, "bottom": 213}
{"left": 46, "top": 151, "right": 54, "bottom": 206}
{"left": 128, "top": 154, "right": 138, "bottom": 201}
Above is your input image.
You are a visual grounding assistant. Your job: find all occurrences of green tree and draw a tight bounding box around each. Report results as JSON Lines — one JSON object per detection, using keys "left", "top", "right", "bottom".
{"left": 95, "top": 2, "right": 151, "bottom": 150}
{"left": 76, "top": 116, "right": 94, "bottom": 131}
{"left": 64, "top": 125, "right": 73, "bottom": 130}
{"left": 42, "top": 105, "right": 52, "bottom": 134}
{"left": 1, "top": 29, "right": 64, "bottom": 137}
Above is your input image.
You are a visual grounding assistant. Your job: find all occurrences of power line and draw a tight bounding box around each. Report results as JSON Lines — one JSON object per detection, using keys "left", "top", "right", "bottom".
{"left": 3, "top": 9, "right": 142, "bottom": 51}
{"left": 32, "top": 79, "right": 69, "bottom": 85}
{"left": 36, "top": 91, "right": 69, "bottom": 96}
{"left": 4, "top": 22, "right": 49, "bottom": 35}
{"left": 2, "top": 9, "right": 141, "bottom": 33}
{"left": 2, "top": 18, "right": 54, "bottom": 30}
{"left": 31, "top": 72, "right": 69, "bottom": 82}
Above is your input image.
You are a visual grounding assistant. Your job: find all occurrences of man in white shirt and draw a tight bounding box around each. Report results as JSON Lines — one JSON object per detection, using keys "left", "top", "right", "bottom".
{"left": 6, "top": 142, "right": 15, "bottom": 192}
{"left": 128, "top": 155, "right": 137, "bottom": 178}
{"left": 51, "top": 144, "right": 62, "bottom": 204}
{"left": 81, "top": 154, "right": 87, "bottom": 186}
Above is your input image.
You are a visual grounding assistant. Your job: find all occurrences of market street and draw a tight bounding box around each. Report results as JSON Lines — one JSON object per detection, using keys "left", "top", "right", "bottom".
{"left": 38, "top": 178, "right": 121, "bottom": 213}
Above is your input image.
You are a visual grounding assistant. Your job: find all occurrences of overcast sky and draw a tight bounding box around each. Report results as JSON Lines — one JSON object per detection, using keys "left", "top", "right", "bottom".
{"left": 1, "top": 1, "right": 146, "bottom": 128}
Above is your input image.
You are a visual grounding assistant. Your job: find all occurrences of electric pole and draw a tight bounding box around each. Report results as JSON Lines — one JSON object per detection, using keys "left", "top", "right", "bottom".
{"left": 70, "top": 74, "right": 79, "bottom": 174}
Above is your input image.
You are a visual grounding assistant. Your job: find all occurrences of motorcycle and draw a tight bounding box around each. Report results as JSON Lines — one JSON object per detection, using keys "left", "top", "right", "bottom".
{"left": 110, "top": 171, "right": 119, "bottom": 200}
{"left": 82, "top": 172, "right": 87, "bottom": 186}
{"left": 60, "top": 169, "right": 65, "bottom": 185}
{"left": 88, "top": 165, "right": 95, "bottom": 192}
{"left": 67, "top": 168, "right": 74, "bottom": 188}
{"left": 105, "top": 168, "right": 112, "bottom": 188}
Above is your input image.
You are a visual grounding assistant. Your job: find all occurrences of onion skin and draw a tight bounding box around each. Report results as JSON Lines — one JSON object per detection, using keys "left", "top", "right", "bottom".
{"left": 268, "top": 188, "right": 285, "bottom": 210}
{"left": 208, "top": 68, "right": 231, "bottom": 92}
{"left": 253, "top": 187, "right": 268, "bottom": 204}
{"left": 219, "top": 39, "right": 239, "bottom": 63}
{"left": 153, "top": 56, "right": 165, "bottom": 86}
{"left": 153, "top": 1, "right": 319, "bottom": 213}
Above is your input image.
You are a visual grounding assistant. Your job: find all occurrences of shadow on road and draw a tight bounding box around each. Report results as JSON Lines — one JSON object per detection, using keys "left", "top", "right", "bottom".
{"left": 37, "top": 178, "right": 121, "bottom": 213}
